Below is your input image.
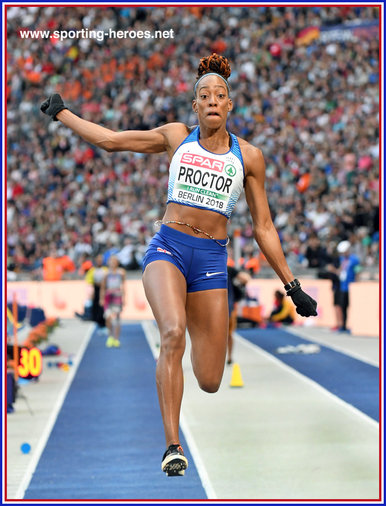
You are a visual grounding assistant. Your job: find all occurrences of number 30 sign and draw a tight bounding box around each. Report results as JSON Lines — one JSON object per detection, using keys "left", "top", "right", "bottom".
{"left": 18, "top": 348, "right": 43, "bottom": 378}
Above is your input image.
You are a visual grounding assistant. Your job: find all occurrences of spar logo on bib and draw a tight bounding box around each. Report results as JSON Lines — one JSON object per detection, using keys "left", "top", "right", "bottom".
{"left": 181, "top": 153, "right": 224, "bottom": 173}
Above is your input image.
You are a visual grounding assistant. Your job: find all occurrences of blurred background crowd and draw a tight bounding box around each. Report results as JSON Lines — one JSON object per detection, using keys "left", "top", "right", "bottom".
{"left": 6, "top": 5, "right": 379, "bottom": 281}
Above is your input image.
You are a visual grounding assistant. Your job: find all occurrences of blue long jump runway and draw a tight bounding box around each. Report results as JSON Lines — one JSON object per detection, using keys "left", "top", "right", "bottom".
{"left": 24, "top": 324, "right": 206, "bottom": 500}
{"left": 238, "top": 327, "right": 379, "bottom": 422}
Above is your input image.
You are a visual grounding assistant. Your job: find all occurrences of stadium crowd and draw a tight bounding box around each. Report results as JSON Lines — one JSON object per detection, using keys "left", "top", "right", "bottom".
{"left": 7, "top": 5, "right": 379, "bottom": 280}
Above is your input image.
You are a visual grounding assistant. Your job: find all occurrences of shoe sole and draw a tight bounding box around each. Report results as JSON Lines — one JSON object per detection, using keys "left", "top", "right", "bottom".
{"left": 162, "top": 455, "right": 188, "bottom": 476}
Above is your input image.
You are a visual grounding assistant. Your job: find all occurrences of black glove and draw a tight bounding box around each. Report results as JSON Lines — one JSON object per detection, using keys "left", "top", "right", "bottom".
{"left": 287, "top": 284, "right": 317, "bottom": 317}
{"left": 40, "top": 93, "right": 67, "bottom": 121}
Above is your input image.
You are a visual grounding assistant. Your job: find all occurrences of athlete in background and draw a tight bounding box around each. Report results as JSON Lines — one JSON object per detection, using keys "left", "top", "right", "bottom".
{"left": 100, "top": 255, "right": 125, "bottom": 348}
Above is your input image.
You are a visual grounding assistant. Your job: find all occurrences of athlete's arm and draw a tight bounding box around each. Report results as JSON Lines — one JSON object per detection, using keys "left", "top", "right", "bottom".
{"left": 41, "top": 93, "right": 186, "bottom": 154}
{"left": 243, "top": 143, "right": 317, "bottom": 317}
{"left": 57, "top": 109, "right": 181, "bottom": 154}
{"left": 243, "top": 144, "right": 294, "bottom": 285}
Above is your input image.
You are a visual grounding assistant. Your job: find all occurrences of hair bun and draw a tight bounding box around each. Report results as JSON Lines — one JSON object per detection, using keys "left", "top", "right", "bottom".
{"left": 197, "top": 53, "right": 231, "bottom": 80}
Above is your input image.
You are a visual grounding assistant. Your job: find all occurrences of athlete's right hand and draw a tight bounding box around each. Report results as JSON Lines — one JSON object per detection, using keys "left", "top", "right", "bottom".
{"left": 40, "top": 93, "right": 67, "bottom": 121}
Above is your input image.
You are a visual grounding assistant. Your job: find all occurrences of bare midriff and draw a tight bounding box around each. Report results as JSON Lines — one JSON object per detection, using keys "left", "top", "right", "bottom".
{"left": 161, "top": 202, "right": 228, "bottom": 240}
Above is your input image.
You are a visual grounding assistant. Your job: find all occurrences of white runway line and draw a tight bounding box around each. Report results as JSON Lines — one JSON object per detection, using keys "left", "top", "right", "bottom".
{"left": 141, "top": 321, "right": 217, "bottom": 499}
{"left": 14, "top": 323, "right": 95, "bottom": 499}
{"left": 236, "top": 333, "right": 379, "bottom": 428}
{"left": 181, "top": 331, "right": 378, "bottom": 499}
{"left": 284, "top": 325, "right": 380, "bottom": 367}
{"left": 140, "top": 321, "right": 379, "bottom": 499}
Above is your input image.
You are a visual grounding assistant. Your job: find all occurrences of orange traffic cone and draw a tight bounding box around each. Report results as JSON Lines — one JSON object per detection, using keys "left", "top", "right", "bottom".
{"left": 230, "top": 363, "right": 244, "bottom": 387}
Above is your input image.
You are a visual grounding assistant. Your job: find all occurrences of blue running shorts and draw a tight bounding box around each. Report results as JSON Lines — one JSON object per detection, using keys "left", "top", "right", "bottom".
{"left": 142, "top": 224, "right": 228, "bottom": 292}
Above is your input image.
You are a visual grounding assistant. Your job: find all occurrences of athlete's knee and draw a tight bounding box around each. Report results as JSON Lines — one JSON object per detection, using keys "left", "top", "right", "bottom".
{"left": 160, "top": 325, "right": 185, "bottom": 357}
{"left": 198, "top": 378, "right": 221, "bottom": 393}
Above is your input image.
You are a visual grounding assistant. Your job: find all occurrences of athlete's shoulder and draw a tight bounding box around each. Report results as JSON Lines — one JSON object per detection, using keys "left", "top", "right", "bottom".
{"left": 237, "top": 137, "right": 262, "bottom": 155}
{"left": 159, "top": 122, "right": 192, "bottom": 152}
{"left": 160, "top": 122, "right": 191, "bottom": 136}
{"left": 237, "top": 138, "right": 264, "bottom": 168}
{"left": 170, "top": 124, "right": 198, "bottom": 139}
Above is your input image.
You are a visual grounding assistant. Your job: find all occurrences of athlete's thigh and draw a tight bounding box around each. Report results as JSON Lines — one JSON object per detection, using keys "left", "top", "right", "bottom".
{"left": 186, "top": 288, "right": 228, "bottom": 378}
{"left": 142, "top": 260, "right": 187, "bottom": 334}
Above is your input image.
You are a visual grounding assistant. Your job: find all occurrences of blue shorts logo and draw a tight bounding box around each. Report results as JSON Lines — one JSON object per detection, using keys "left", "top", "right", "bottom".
{"left": 206, "top": 271, "right": 224, "bottom": 277}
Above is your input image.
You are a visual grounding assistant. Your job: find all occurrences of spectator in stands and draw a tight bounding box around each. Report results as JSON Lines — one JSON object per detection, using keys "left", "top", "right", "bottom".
{"left": 42, "top": 247, "right": 75, "bottom": 281}
{"left": 240, "top": 245, "right": 261, "bottom": 276}
{"left": 305, "top": 233, "right": 329, "bottom": 269}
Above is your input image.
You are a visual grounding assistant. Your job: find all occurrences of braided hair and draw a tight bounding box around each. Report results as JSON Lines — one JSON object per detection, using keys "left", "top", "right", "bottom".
{"left": 196, "top": 53, "right": 231, "bottom": 80}
{"left": 194, "top": 53, "right": 231, "bottom": 95}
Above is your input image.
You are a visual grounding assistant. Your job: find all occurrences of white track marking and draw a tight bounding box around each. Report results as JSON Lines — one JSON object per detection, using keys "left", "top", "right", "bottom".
{"left": 16, "top": 324, "right": 95, "bottom": 499}
{"left": 141, "top": 321, "right": 217, "bottom": 499}
{"left": 284, "top": 326, "right": 379, "bottom": 367}
{"left": 236, "top": 333, "right": 379, "bottom": 428}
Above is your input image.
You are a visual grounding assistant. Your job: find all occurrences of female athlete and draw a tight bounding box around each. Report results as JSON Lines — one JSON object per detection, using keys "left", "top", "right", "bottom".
{"left": 100, "top": 255, "right": 126, "bottom": 348}
{"left": 41, "top": 53, "right": 317, "bottom": 476}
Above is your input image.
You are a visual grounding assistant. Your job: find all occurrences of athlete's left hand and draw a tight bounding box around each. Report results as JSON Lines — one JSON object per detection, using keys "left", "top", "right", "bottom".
{"left": 288, "top": 287, "right": 317, "bottom": 317}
